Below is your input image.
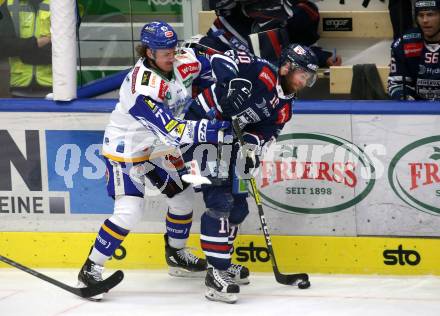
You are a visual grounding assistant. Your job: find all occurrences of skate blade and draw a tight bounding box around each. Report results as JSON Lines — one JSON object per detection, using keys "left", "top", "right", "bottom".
{"left": 77, "top": 280, "right": 104, "bottom": 301}
{"left": 234, "top": 276, "right": 250, "bottom": 285}
{"left": 205, "top": 288, "right": 238, "bottom": 304}
{"left": 168, "top": 266, "right": 206, "bottom": 278}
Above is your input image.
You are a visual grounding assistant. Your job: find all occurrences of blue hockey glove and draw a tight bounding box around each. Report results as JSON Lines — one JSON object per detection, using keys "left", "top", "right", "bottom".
{"left": 195, "top": 119, "right": 232, "bottom": 144}
{"left": 220, "top": 78, "right": 252, "bottom": 118}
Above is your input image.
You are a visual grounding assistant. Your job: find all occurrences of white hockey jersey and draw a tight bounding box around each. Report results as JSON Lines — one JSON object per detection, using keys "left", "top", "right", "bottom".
{"left": 102, "top": 48, "right": 207, "bottom": 162}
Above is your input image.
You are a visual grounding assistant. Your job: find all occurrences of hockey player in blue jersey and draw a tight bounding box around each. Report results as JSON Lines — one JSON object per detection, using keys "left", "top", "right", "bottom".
{"left": 184, "top": 43, "right": 318, "bottom": 303}
{"left": 388, "top": 0, "right": 440, "bottom": 100}
{"left": 77, "top": 21, "right": 231, "bottom": 299}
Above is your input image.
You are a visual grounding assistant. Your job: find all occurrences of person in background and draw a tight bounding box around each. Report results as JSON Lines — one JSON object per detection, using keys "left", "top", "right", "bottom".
{"left": 285, "top": 0, "right": 342, "bottom": 67}
{"left": 0, "top": 0, "right": 52, "bottom": 97}
{"left": 0, "top": 0, "right": 12, "bottom": 97}
{"left": 388, "top": 0, "right": 414, "bottom": 40}
{"left": 388, "top": 0, "right": 440, "bottom": 100}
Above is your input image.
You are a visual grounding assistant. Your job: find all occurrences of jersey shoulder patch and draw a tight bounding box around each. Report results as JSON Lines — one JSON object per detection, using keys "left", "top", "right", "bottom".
{"left": 136, "top": 67, "right": 169, "bottom": 103}
{"left": 258, "top": 65, "right": 277, "bottom": 91}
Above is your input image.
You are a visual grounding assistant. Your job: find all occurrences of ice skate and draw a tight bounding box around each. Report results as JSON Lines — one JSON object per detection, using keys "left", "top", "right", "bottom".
{"left": 227, "top": 263, "right": 250, "bottom": 285}
{"left": 205, "top": 266, "right": 240, "bottom": 304}
{"left": 77, "top": 258, "right": 105, "bottom": 301}
{"left": 165, "top": 234, "right": 207, "bottom": 278}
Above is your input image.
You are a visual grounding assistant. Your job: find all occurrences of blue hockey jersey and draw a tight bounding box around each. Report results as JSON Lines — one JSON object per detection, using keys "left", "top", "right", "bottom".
{"left": 188, "top": 49, "right": 295, "bottom": 148}
{"left": 388, "top": 28, "right": 440, "bottom": 101}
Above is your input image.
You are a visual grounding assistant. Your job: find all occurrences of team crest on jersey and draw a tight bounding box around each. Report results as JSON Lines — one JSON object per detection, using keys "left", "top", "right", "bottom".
{"left": 141, "top": 70, "right": 151, "bottom": 86}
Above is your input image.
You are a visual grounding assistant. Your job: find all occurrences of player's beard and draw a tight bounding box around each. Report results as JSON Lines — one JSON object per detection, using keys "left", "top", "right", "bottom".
{"left": 280, "top": 73, "right": 296, "bottom": 96}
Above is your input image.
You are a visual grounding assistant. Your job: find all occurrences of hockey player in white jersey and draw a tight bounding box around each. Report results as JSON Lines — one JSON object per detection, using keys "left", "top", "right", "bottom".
{"left": 77, "top": 21, "right": 231, "bottom": 298}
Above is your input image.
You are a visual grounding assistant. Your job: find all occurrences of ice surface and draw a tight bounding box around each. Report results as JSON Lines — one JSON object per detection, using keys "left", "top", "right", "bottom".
{"left": 1, "top": 269, "right": 440, "bottom": 316}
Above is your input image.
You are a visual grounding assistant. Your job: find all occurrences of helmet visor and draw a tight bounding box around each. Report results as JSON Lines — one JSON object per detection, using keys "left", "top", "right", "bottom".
{"left": 292, "top": 67, "right": 317, "bottom": 88}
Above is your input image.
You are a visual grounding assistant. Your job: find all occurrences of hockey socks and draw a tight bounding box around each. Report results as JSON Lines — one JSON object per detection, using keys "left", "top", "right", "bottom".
{"left": 228, "top": 224, "right": 239, "bottom": 254}
{"left": 200, "top": 213, "right": 231, "bottom": 270}
{"left": 90, "top": 219, "right": 129, "bottom": 265}
{"left": 165, "top": 210, "right": 193, "bottom": 249}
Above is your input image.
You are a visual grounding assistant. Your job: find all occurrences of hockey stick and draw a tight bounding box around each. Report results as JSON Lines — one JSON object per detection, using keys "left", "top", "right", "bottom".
{"left": 0, "top": 254, "right": 124, "bottom": 298}
{"left": 231, "top": 118, "right": 310, "bottom": 288}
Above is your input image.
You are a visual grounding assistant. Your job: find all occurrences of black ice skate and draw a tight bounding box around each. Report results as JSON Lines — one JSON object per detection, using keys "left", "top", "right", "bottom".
{"left": 77, "top": 258, "right": 105, "bottom": 300}
{"left": 164, "top": 234, "right": 207, "bottom": 277}
{"left": 227, "top": 263, "right": 250, "bottom": 285}
{"left": 205, "top": 266, "right": 240, "bottom": 304}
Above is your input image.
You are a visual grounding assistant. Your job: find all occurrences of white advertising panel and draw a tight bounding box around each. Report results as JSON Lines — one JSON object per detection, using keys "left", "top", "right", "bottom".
{"left": 0, "top": 111, "right": 439, "bottom": 236}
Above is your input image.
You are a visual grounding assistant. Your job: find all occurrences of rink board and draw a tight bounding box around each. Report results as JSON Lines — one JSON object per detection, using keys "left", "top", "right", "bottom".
{"left": 1, "top": 232, "right": 440, "bottom": 275}
{"left": 1, "top": 100, "right": 440, "bottom": 276}
{"left": 0, "top": 100, "right": 440, "bottom": 238}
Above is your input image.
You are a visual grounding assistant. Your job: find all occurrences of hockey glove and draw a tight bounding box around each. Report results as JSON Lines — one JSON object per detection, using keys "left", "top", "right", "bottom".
{"left": 220, "top": 78, "right": 253, "bottom": 118}
{"left": 234, "top": 132, "right": 262, "bottom": 175}
{"left": 195, "top": 119, "right": 232, "bottom": 144}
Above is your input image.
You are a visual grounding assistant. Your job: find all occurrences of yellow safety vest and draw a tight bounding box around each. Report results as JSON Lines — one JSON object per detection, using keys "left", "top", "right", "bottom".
{"left": 7, "top": 0, "right": 52, "bottom": 88}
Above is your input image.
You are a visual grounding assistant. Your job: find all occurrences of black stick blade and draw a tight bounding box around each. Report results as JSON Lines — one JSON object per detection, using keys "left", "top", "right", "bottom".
{"left": 0, "top": 254, "right": 124, "bottom": 299}
{"left": 77, "top": 270, "right": 124, "bottom": 298}
{"left": 275, "top": 272, "right": 310, "bottom": 288}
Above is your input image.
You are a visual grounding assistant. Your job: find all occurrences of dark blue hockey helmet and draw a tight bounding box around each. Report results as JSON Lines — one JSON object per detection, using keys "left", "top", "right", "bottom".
{"left": 140, "top": 21, "right": 178, "bottom": 50}
{"left": 279, "top": 44, "right": 319, "bottom": 87}
{"left": 414, "top": 0, "right": 440, "bottom": 15}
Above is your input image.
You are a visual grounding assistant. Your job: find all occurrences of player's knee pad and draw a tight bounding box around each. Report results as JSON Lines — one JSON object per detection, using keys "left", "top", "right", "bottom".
{"left": 166, "top": 185, "right": 194, "bottom": 216}
{"left": 228, "top": 194, "right": 249, "bottom": 225}
{"left": 109, "top": 195, "right": 145, "bottom": 231}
